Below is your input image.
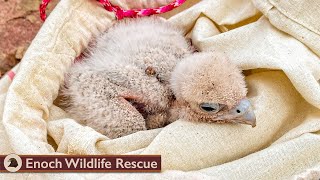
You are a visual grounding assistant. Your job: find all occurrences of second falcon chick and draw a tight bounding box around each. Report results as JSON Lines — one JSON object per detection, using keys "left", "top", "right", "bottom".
{"left": 61, "top": 17, "right": 256, "bottom": 139}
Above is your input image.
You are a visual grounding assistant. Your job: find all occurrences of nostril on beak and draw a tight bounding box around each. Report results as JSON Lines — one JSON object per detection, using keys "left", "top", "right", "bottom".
{"left": 232, "top": 98, "right": 256, "bottom": 127}
{"left": 216, "top": 98, "right": 256, "bottom": 127}
{"left": 233, "top": 99, "right": 251, "bottom": 115}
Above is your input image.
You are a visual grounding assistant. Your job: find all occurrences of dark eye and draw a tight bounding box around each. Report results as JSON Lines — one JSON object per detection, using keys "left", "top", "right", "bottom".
{"left": 199, "top": 103, "right": 220, "bottom": 113}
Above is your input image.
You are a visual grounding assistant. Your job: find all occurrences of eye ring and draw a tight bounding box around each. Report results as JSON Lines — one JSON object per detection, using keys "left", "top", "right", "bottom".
{"left": 199, "top": 103, "right": 220, "bottom": 113}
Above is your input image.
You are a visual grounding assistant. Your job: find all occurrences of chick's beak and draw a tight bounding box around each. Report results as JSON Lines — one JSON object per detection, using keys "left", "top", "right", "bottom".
{"left": 228, "top": 98, "right": 256, "bottom": 127}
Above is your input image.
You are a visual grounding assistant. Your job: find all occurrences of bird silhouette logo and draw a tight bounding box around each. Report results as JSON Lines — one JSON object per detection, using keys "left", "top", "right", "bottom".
{"left": 8, "top": 158, "right": 18, "bottom": 168}
{"left": 4, "top": 154, "right": 22, "bottom": 172}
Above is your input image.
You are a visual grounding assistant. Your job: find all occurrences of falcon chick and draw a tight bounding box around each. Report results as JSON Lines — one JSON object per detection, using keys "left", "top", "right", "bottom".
{"left": 61, "top": 17, "right": 256, "bottom": 139}
{"left": 171, "top": 52, "right": 256, "bottom": 126}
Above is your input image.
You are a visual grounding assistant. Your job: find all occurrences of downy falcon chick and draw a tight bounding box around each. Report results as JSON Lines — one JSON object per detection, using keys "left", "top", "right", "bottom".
{"left": 61, "top": 17, "right": 256, "bottom": 139}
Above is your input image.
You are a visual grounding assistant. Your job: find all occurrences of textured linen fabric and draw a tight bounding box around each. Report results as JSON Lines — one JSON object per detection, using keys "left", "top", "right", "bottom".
{"left": 0, "top": 0, "right": 320, "bottom": 179}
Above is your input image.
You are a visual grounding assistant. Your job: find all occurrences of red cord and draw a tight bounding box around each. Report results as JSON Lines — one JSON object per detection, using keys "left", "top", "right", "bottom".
{"left": 39, "top": 0, "right": 186, "bottom": 21}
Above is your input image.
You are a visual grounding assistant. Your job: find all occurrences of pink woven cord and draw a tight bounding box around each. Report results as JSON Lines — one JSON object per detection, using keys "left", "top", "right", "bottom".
{"left": 40, "top": 0, "right": 51, "bottom": 21}
{"left": 7, "top": 71, "right": 15, "bottom": 81}
{"left": 40, "top": 0, "right": 186, "bottom": 21}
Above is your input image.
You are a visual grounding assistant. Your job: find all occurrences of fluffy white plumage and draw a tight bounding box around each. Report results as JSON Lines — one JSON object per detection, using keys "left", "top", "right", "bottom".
{"left": 62, "top": 17, "right": 191, "bottom": 138}
{"left": 61, "top": 17, "right": 256, "bottom": 139}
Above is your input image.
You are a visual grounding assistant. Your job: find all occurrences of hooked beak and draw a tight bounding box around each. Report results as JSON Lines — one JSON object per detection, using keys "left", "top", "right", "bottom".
{"left": 220, "top": 98, "right": 256, "bottom": 127}
{"left": 232, "top": 98, "right": 256, "bottom": 127}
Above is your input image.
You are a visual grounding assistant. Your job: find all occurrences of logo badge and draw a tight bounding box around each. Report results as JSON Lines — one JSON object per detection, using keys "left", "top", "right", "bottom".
{"left": 4, "top": 154, "right": 22, "bottom": 172}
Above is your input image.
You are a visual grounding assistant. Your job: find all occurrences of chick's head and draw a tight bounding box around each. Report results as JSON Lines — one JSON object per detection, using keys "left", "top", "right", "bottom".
{"left": 171, "top": 52, "right": 256, "bottom": 127}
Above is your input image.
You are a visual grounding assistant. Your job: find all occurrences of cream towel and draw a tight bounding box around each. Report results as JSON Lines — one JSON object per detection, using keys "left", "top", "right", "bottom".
{"left": 0, "top": 0, "right": 319, "bottom": 179}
